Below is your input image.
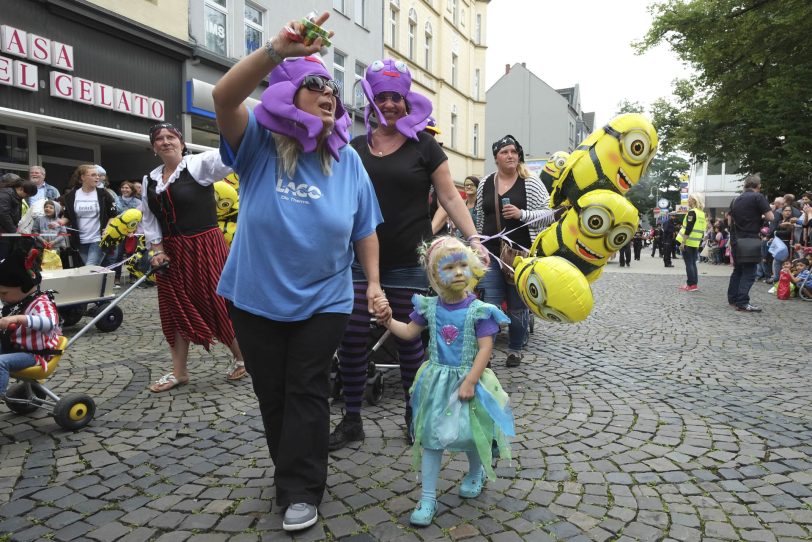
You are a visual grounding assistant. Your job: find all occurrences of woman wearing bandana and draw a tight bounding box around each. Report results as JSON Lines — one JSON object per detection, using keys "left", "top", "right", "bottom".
{"left": 329, "top": 59, "right": 487, "bottom": 451}
{"left": 475, "top": 135, "right": 558, "bottom": 368}
{"left": 141, "top": 122, "right": 245, "bottom": 392}
{"left": 212, "top": 12, "right": 385, "bottom": 531}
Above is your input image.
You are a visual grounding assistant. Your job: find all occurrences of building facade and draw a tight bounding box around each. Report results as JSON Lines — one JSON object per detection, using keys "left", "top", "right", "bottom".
{"left": 0, "top": 0, "right": 194, "bottom": 191}
{"left": 687, "top": 158, "right": 742, "bottom": 220}
{"left": 187, "top": 0, "right": 384, "bottom": 147}
{"left": 383, "top": 0, "right": 488, "bottom": 181}
{"left": 485, "top": 63, "right": 594, "bottom": 178}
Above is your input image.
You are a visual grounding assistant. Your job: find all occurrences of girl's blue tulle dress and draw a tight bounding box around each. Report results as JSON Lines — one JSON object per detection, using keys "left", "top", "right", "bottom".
{"left": 409, "top": 294, "right": 515, "bottom": 479}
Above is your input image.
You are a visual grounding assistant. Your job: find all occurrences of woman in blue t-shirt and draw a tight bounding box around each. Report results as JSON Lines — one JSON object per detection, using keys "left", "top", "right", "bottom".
{"left": 212, "top": 12, "right": 385, "bottom": 533}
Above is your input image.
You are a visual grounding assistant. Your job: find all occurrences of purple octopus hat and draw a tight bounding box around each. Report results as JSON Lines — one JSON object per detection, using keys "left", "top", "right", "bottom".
{"left": 254, "top": 56, "right": 350, "bottom": 161}
{"left": 361, "top": 59, "right": 432, "bottom": 143}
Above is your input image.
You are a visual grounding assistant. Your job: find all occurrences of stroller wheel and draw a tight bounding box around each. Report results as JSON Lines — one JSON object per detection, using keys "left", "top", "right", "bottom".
{"left": 94, "top": 305, "right": 123, "bottom": 333}
{"left": 365, "top": 372, "right": 384, "bottom": 406}
{"left": 53, "top": 393, "right": 96, "bottom": 430}
{"left": 60, "top": 304, "right": 86, "bottom": 327}
{"left": 5, "top": 383, "right": 38, "bottom": 415}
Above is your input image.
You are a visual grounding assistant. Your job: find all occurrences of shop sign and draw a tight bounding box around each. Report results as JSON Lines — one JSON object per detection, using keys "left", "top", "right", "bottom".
{"left": 0, "top": 24, "right": 164, "bottom": 121}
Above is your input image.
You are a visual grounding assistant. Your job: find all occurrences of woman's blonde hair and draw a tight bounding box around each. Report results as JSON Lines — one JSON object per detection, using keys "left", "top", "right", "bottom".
{"left": 517, "top": 163, "right": 532, "bottom": 180}
{"left": 418, "top": 235, "right": 486, "bottom": 294}
{"left": 68, "top": 164, "right": 98, "bottom": 190}
{"left": 272, "top": 133, "right": 333, "bottom": 179}
{"left": 688, "top": 192, "right": 705, "bottom": 210}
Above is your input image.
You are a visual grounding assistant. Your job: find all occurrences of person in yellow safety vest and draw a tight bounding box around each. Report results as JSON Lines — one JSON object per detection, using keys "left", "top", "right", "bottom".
{"left": 677, "top": 193, "right": 706, "bottom": 292}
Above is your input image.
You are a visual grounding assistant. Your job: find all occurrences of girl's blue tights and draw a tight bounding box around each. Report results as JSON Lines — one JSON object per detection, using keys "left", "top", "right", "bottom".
{"left": 420, "top": 448, "right": 483, "bottom": 503}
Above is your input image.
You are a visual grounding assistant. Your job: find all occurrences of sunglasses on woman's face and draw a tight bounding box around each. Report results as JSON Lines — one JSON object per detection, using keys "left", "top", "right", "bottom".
{"left": 373, "top": 92, "right": 404, "bottom": 104}
{"left": 301, "top": 75, "right": 340, "bottom": 96}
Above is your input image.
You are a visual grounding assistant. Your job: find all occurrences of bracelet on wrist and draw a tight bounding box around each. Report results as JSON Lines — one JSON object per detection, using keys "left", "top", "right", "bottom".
{"left": 264, "top": 40, "right": 284, "bottom": 64}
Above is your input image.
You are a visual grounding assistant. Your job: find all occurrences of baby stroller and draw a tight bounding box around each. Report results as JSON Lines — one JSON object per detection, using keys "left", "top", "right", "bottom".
{"left": 330, "top": 319, "right": 398, "bottom": 406}
{"left": 3, "top": 265, "right": 166, "bottom": 429}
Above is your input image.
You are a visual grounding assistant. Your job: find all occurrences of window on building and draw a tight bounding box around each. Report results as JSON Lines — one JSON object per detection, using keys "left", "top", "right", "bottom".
{"left": 450, "top": 0, "right": 458, "bottom": 26}
{"left": 354, "top": 61, "right": 366, "bottom": 109}
{"left": 424, "top": 22, "right": 432, "bottom": 70}
{"left": 204, "top": 0, "right": 228, "bottom": 57}
{"left": 707, "top": 159, "right": 723, "bottom": 175}
{"left": 450, "top": 108, "right": 457, "bottom": 149}
{"left": 333, "top": 50, "right": 346, "bottom": 104}
{"left": 473, "top": 69, "right": 480, "bottom": 100}
{"left": 473, "top": 123, "right": 479, "bottom": 157}
{"left": 408, "top": 9, "right": 417, "bottom": 59}
{"left": 475, "top": 14, "right": 482, "bottom": 44}
{"left": 724, "top": 161, "right": 740, "bottom": 175}
{"left": 354, "top": 0, "right": 365, "bottom": 26}
{"left": 0, "top": 124, "right": 29, "bottom": 166}
{"left": 389, "top": 5, "right": 398, "bottom": 46}
{"left": 451, "top": 53, "right": 458, "bottom": 87}
{"left": 333, "top": 0, "right": 345, "bottom": 13}
{"left": 244, "top": 4, "right": 263, "bottom": 56}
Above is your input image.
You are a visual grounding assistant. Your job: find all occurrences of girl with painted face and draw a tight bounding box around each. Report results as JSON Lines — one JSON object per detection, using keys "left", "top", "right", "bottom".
{"left": 212, "top": 11, "right": 385, "bottom": 533}
{"left": 330, "top": 58, "right": 489, "bottom": 451}
{"left": 375, "top": 236, "right": 514, "bottom": 527}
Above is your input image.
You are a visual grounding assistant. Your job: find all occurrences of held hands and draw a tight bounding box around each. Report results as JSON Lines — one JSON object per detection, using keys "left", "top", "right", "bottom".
{"left": 271, "top": 12, "right": 334, "bottom": 61}
{"left": 0, "top": 315, "right": 26, "bottom": 330}
{"left": 502, "top": 204, "right": 522, "bottom": 220}
{"left": 371, "top": 295, "right": 392, "bottom": 327}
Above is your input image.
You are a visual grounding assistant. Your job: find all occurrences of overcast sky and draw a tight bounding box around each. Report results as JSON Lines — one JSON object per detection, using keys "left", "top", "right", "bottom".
{"left": 485, "top": 0, "right": 693, "bottom": 128}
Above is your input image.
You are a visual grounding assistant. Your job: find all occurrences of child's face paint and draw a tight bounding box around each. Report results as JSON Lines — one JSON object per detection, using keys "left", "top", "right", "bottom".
{"left": 435, "top": 251, "right": 472, "bottom": 296}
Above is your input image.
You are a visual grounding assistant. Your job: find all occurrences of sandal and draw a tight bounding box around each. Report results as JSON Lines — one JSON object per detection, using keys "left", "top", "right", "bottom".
{"left": 409, "top": 498, "right": 437, "bottom": 526}
{"left": 149, "top": 373, "right": 189, "bottom": 393}
{"left": 226, "top": 359, "right": 247, "bottom": 381}
{"left": 459, "top": 467, "right": 486, "bottom": 498}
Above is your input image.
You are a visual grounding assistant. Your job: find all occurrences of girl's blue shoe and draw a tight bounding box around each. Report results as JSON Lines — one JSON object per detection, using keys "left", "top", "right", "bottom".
{"left": 409, "top": 498, "right": 438, "bottom": 526}
{"left": 459, "top": 467, "right": 486, "bottom": 498}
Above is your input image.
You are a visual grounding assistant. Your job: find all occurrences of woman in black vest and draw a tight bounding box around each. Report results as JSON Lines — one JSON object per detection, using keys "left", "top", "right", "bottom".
{"left": 141, "top": 123, "right": 244, "bottom": 392}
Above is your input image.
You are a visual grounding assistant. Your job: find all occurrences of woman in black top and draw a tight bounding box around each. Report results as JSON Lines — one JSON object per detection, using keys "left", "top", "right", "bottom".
{"left": 0, "top": 174, "right": 37, "bottom": 260}
{"left": 475, "top": 136, "right": 558, "bottom": 368}
{"left": 330, "top": 59, "right": 485, "bottom": 450}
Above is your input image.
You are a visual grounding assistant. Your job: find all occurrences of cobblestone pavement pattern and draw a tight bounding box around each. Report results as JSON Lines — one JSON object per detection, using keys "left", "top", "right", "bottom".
{"left": 1, "top": 257, "right": 810, "bottom": 541}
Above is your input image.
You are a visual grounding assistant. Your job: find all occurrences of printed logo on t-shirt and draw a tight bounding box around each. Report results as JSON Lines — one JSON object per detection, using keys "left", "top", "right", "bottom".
{"left": 276, "top": 177, "right": 322, "bottom": 204}
{"left": 75, "top": 200, "right": 99, "bottom": 217}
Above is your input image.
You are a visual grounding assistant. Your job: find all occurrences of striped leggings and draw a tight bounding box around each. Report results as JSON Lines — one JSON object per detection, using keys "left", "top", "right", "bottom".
{"left": 337, "top": 283, "right": 425, "bottom": 414}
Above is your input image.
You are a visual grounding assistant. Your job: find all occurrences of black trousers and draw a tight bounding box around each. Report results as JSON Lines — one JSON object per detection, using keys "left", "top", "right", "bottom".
{"left": 651, "top": 240, "right": 661, "bottom": 257}
{"left": 619, "top": 244, "right": 631, "bottom": 266}
{"left": 662, "top": 240, "right": 673, "bottom": 266}
{"left": 727, "top": 262, "right": 757, "bottom": 307}
{"left": 633, "top": 241, "right": 642, "bottom": 260}
{"left": 229, "top": 304, "right": 349, "bottom": 507}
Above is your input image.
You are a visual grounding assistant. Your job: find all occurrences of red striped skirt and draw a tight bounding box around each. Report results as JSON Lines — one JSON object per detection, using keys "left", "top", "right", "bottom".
{"left": 156, "top": 228, "right": 235, "bottom": 349}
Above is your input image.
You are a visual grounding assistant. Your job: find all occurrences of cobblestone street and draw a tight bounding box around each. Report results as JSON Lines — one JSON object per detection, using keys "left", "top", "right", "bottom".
{"left": 1, "top": 256, "right": 810, "bottom": 542}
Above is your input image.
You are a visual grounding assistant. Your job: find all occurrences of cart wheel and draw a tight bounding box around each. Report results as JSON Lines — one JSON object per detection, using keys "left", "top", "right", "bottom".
{"left": 94, "top": 305, "right": 123, "bottom": 333}
{"left": 365, "top": 372, "right": 384, "bottom": 406}
{"left": 53, "top": 393, "right": 95, "bottom": 430}
{"left": 60, "top": 305, "right": 86, "bottom": 327}
{"left": 4, "top": 383, "right": 38, "bottom": 415}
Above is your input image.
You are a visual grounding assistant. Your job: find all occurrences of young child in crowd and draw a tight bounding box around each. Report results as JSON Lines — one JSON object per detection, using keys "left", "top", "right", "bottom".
{"left": 31, "top": 200, "right": 69, "bottom": 257}
{"left": 0, "top": 241, "right": 61, "bottom": 398}
{"left": 790, "top": 258, "right": 811, "bottom": 298}
{"left": 776, "top": 260, "right": 794, "bottom": 300}
{"left": 376, "top": 236, "right": 515, "bottom": 527}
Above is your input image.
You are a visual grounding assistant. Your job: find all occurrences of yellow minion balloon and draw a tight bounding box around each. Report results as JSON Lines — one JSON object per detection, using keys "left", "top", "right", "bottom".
{"left": 531, "top": 189, "right": 638, "bottom": 283}
{"left": 514, "top": 255, "right": 593, "bottom": 323}
{"left": 219, "top": 220, "right": 237, "bottom": 247}
{"left": 222, "top": 172, "right": 240, "bottom": 192}
{"left": 126, "top": 237, "right": 156, "bottom": 284}
{"left": 99, "top": 208, "right": 142, "bottom": 249}
{"left": 538, "top": 151, "right": 569, "bottom": 194}
{"left": 550, "top": 113, "right": 658, "bottom": 208}
{"left": 214, "top": 181, "right": 239, "bottom": 220}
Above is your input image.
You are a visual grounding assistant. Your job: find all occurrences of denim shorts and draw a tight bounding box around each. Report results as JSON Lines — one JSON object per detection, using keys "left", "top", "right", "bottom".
{"left": 351, "top": 263, "right": 429, "bottom": 291}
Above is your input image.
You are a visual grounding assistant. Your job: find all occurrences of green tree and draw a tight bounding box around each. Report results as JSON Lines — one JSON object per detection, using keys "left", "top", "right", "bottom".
{"left": 637, "top": 0, "right": 812, "bottom": 196}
